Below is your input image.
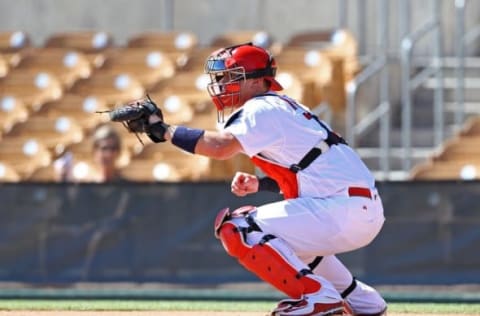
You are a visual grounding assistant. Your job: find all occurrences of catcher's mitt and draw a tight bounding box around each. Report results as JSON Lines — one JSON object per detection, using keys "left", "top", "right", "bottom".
{"left": 98, "top": 95, "right": 170, "bottom": 143}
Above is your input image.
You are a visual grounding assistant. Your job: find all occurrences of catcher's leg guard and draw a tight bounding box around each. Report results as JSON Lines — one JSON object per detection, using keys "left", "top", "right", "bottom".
{"left": 215, "top": 207, "right": 322, "bottom": 299}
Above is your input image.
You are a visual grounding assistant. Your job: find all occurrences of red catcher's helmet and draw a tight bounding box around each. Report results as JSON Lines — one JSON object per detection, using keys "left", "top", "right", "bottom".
{"left": 205, "top": 43, "right": 283, "bottom": 119}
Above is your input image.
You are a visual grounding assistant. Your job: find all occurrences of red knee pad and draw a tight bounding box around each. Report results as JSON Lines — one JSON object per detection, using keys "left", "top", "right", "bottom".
{"left": 218, "top": 221, "right": 250, "bottom": 258}
{"left": 216, "top": 215, "right": 321, "bottom": 299}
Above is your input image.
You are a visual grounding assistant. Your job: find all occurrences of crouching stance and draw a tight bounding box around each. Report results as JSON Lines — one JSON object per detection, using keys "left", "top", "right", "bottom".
{"left": 215, "top": 206, "right": 345, "bottom": 316}
{"left": 105, "top": 43, "right": 387, "bottom": 316}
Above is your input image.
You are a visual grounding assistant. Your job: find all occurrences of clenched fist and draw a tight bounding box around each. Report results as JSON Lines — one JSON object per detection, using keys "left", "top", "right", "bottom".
{"left": 230, "top": 172, "right": 259, "bottom": 197}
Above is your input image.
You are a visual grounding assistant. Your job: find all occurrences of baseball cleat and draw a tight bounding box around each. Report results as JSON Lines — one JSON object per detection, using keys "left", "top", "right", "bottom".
{"left": 271, "top": 297, "right": 344, "bottom": 316}
{"left": 354, "top": 306, "right": 387, "bottom": 316}
{"left": 342, "top": 301, "right": 354, "bottom": 316}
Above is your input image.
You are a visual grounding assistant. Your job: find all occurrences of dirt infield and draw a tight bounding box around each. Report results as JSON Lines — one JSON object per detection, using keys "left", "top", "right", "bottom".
{"left": 0, "top": 312, "right": 474, "bottom": 316}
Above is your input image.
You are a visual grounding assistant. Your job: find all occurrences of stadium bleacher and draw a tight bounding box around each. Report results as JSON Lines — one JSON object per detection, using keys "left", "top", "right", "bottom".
{"left": 126, "top": 31, "right": 199, "bottom": 70}
{"left": 410, "top": 115, "right": 480, "bottom": 180}
{"left": 44, "top": 30, "right": 115, "bottom": 68}
{"left": 0, "top": 30, "right": 31, "bottom": 67}
{"left": 14, "top": 48, "right": 92, "bottom": 89}
{"left": 1, "top": 28, "right": 477, "bottom": 183}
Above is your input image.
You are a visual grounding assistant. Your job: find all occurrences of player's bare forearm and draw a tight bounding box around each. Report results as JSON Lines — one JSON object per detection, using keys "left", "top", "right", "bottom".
{"left": 164, "top": 125, "right": 242, "bottom": 160}
{"left": 196, "top": 130, "right": 242, "bottom": 159}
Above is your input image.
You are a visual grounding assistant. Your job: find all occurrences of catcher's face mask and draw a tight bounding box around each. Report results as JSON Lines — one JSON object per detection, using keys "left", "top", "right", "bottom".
{"left": 205, "top": 43, "right": 283, "bottom": 122}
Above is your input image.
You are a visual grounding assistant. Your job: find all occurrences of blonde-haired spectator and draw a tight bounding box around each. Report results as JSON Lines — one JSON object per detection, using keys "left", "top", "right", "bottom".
{"left": 54, "top": 124, "right": 125, "bottom": 182}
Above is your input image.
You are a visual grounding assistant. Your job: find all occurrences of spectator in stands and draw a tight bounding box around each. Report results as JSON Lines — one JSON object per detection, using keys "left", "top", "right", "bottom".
{"left": 54, "top": 124, "right": 124, "bottom": 182}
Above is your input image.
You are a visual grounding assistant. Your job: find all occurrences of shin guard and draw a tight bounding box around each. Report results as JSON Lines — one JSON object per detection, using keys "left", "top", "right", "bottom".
{"left": 216, "top": 211, "right": 321, "bottom": 299}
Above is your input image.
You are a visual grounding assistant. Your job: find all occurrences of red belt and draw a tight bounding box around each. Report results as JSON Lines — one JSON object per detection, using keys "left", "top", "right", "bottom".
{"left": 348, "top": 187, "right": 373, "bottom": 199}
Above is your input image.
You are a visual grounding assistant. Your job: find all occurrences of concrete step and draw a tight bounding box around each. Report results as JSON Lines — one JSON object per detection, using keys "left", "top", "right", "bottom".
{"left": 413, "top": 56, "right": 480, "bottom": 77}
{"left": 441, "top": 67, "right": 480, "bottom": 78}
{"left": 445, "top": 101, "right": 480, "bottom": 114}
{"left": 422, "top": 77, "right": 480, "bottom": 102}
{"left": 358, "top": 126, "right": 456, "bottom": 148}
{"left": 392, "top": 86, "right": 480, "bottom": 129}
{"left": 371, "top": 170, "right": 411, "bottom": 181}
{"left": 357, "top": 146, "right": 434, "bottom": 180}
{"left": 386, "top": 89, "right": 452, "bottom": 129}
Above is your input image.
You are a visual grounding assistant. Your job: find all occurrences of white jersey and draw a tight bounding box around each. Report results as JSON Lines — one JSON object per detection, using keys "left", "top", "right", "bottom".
{"left": 223, "top": 93, "right": 375, "bottom": 198}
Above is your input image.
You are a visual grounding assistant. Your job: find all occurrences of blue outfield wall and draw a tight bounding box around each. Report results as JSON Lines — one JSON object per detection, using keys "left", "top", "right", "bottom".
{"left": 0, "top": 180, "right": 478, "bottom": 285}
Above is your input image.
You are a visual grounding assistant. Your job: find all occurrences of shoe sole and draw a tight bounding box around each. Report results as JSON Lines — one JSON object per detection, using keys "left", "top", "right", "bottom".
{"left": 272, "top": 306, "right": 344, "bottom": 316}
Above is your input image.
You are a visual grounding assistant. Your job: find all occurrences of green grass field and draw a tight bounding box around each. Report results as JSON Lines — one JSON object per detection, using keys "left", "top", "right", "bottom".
{"left": 0, "top": 300, "right": 479, "bottom": 314}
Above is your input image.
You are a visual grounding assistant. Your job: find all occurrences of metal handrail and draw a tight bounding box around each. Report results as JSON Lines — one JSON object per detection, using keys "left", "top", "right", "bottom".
{"left": 344, "top": 0, "right": 391, "bottom": 178}
{"left": 312, "top": 102, "right": 333, "bottom": 126}
{"left": 455, "top": 0, "right": 480, "bottom": 126}
{"left": 455, "top": 0, "right": 466, "bottom": 126}
{"left": 346, "top": 57, "right": 387, "bottom": 145}
{"left": 400, "top": 0, "right": 443, "bottom": 172}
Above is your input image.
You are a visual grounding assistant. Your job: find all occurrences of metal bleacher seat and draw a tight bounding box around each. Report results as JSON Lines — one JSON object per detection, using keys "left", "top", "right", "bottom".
{"left": 44, "top": 30, "right": 115, "bottom": 68}
{"left": 208, "top": 155, "right": 256, "bottom": 181}
{"left": 0, "top": 161, "right": 21, "bottom": 182}
{"left": 149, "top": 68, "right": 208, "bottom": 102}
{"left": 410, "top": 116, "right": 480, "bottom": 181}
{"left": 0, "top": 69, "right": 63, "bottom": 112}
{"left": 148, "top": 69, "right": 216, "bottom": 129}
{"left": 25, "top": 164, "right": 58, "bottom": 182}
{"left": 127, "top": 31, "right": 198, "bottom": 70}
{"left": 210, "top": 30, "right": 282, "bottom": 55}
{"left": 27, "top": 159, "right": 102, "bottom": 183}
{"left": 0, "top": 137, "right": 52, "bottom": 179}
{"left": 69, "top": 72, "right": 145, "bottom": 106}
{"left": 121, "top": 143, "right": 211, "bottom": 182}
{"left": 142, "top": 93, "right": 194, "bottom": 126}
{"left": 172, "top": 46, "right": 218, "bottom": 73}
{"left": 410, "top": 159, "right": 480, "bottom": 181}
{"left": 35, "top": 93, "right": 109, "bottom": 131}
{"left": 99, "top": 48, "right": 176, "bottom": 90}
{"left": 0, "top": 30, "right": 31, "bottom": 67}
{"left": 0, "top": 54, "right": 9, "bottom": 78}
{"left": 127, "top": 135, "right": 254, "bottom": 182}
{"left": 0, "top": 96, "right": 29, "bottom": 136}
{"left": 286, "top": 28, "right": 360, "bottom": 80}
{"left": 460, "top": 115, "right": 480, "bottom": 137}
{"left": 274, "top": 48, "right": 334, "bottom": 108}
{"left": 14, "top": 48, "right": 92, "bottom": 89}
{"left": 4, "top": 115, "right": 84, "bottom": 156}
{"left": 433, "top": 136, "right": 480, "bottom": 163}
{"left": 284, "top": 28, "right": 361, "bottom": 111}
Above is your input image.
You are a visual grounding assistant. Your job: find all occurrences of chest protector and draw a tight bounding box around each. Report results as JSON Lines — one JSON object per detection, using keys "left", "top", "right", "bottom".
{"left": 251, "top": 155, "right": 299, "bottom": 199}
{"left": 225, "top": 94, "right": 346, "bottom": 199}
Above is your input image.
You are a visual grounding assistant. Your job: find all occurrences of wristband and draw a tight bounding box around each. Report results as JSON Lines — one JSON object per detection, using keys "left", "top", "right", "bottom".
{"left": 258, "top": 177, "right": 281, "bottom": 193}
{"left": 171, "top": 126, "right": 205, "bottom": 153}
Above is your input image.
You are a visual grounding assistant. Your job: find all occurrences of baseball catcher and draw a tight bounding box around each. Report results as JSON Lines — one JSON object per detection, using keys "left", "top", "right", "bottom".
{"left": 104, "top": 43, "right": 387, "bottom": 316}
